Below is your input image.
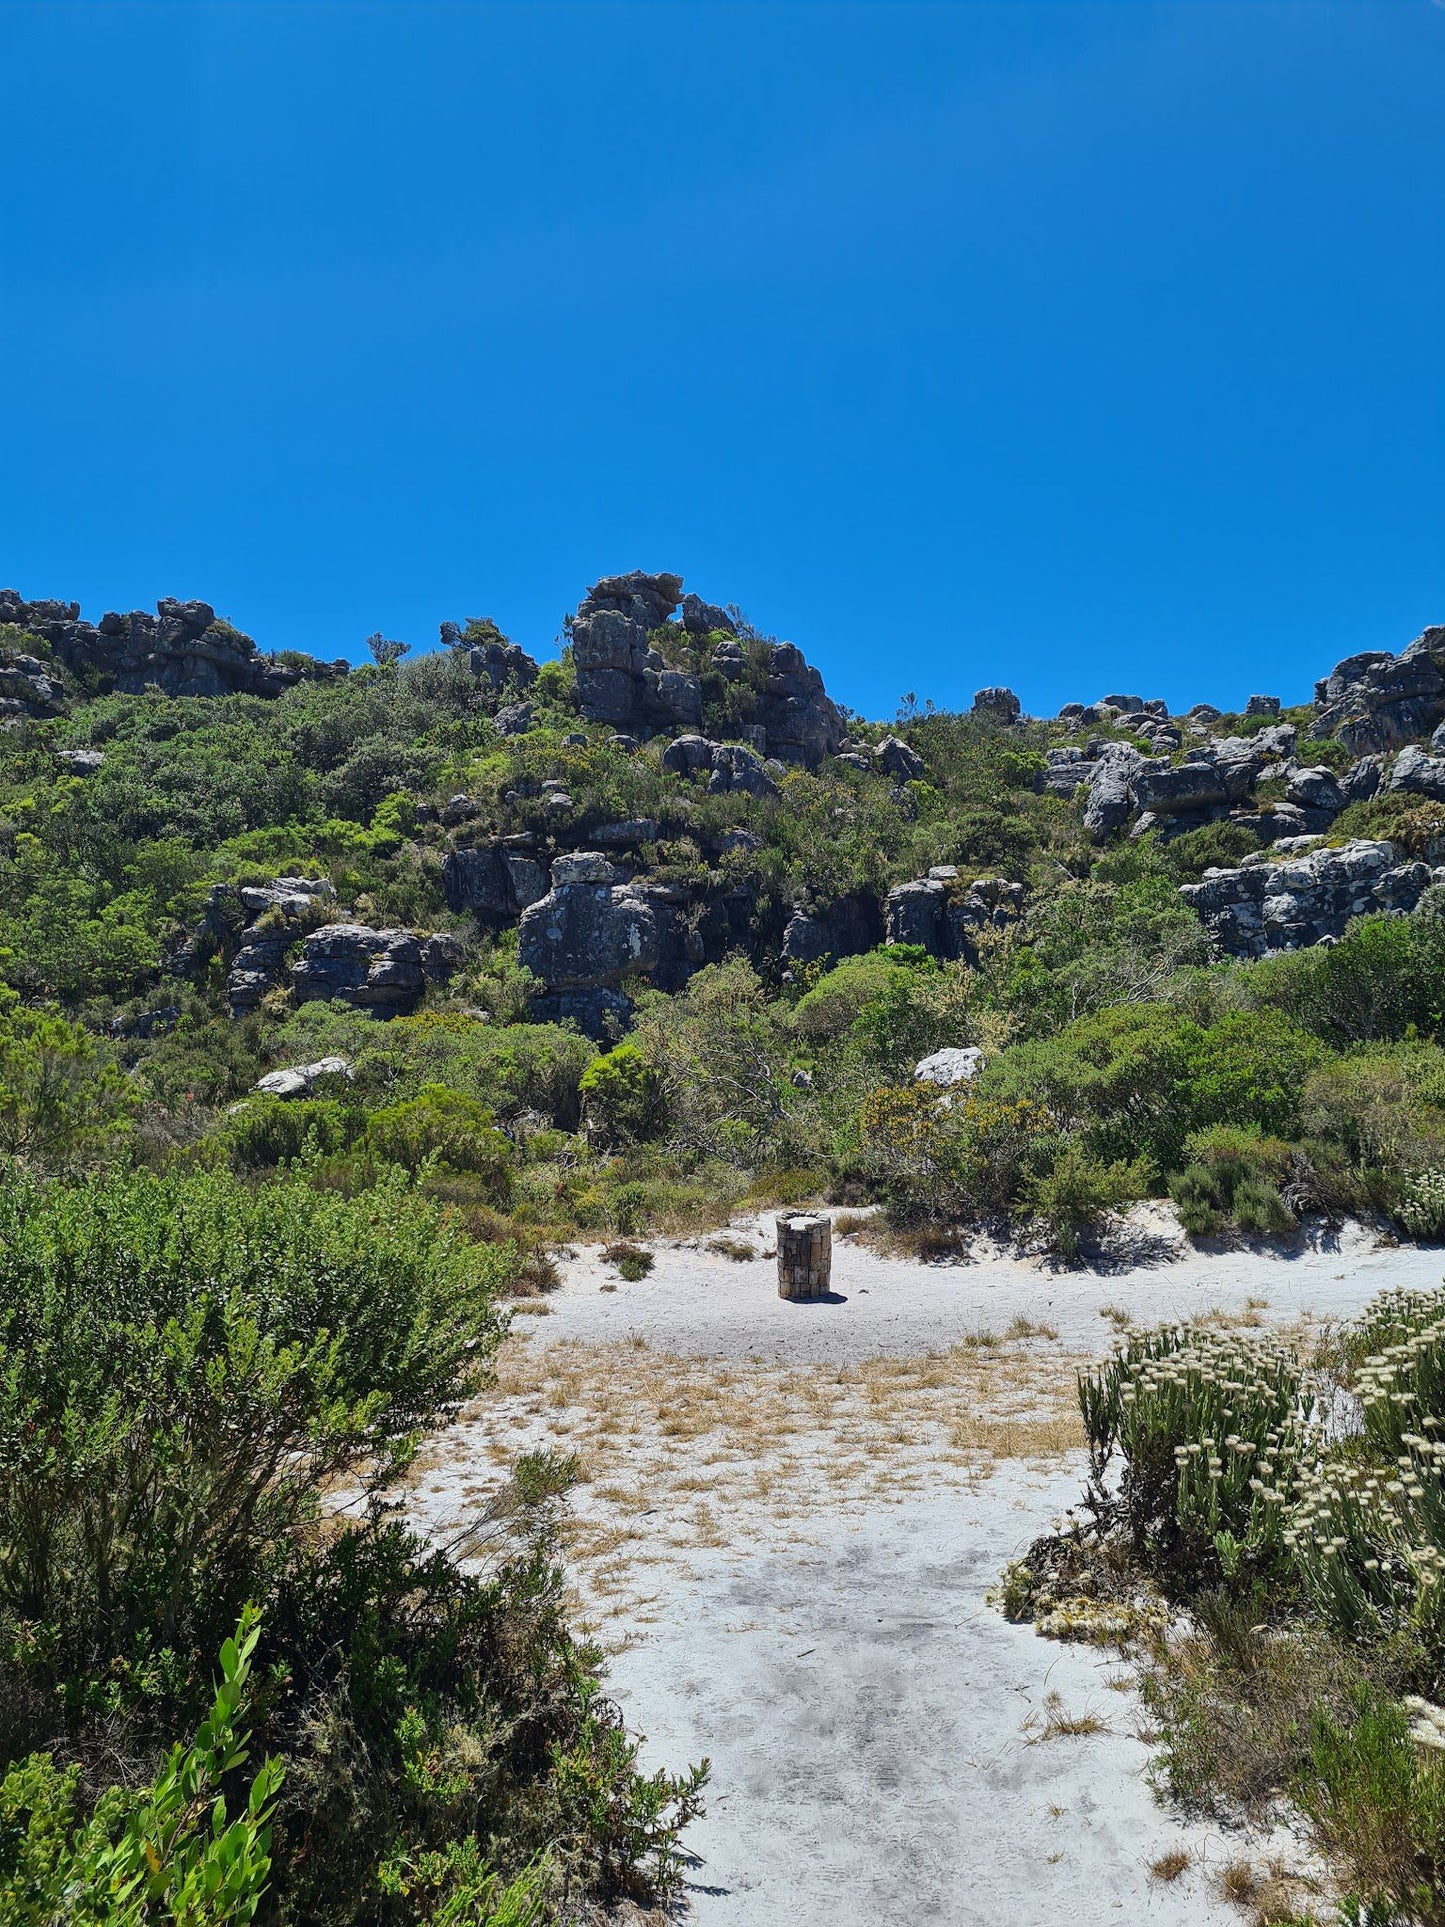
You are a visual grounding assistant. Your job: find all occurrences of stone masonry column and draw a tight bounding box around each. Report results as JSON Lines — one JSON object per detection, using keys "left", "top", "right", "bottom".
{"left": 776, "top": 1213, "right": 833, "bottom": 1301}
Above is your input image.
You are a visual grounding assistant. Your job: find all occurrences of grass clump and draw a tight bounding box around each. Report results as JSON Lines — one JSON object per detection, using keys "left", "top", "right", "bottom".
{"left": 602, "top": 1239, "right": 655, "bottom": 1281}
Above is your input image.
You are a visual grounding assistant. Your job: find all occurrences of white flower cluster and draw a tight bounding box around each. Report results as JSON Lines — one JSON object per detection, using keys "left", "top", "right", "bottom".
{"left": 1289, "top": 1284, "right": 1445, "bottom": 1637}
{"left": 1404, "top": 1695, "right": 1445, "bottom": 1755}
{"left": 1398, "top": 1171, "right": 1445, "bottom": 1241}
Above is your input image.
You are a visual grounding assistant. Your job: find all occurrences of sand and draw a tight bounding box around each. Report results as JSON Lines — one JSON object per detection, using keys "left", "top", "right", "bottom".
{"left": 407, "top": 1212, "right": 1443, "bottom": 1924}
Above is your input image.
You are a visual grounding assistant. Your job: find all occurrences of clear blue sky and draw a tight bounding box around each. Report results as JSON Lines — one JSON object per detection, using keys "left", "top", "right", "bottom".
{"left": 2, "top": 2, "right": 1442, "bottom": 719}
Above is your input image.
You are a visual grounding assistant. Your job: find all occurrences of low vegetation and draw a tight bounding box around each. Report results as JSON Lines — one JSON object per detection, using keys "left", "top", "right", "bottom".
{"left": 1002, "top": 1284, "right": 1445, "bottom": 1924}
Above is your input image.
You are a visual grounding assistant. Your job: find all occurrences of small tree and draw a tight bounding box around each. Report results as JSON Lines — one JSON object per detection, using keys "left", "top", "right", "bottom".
{"left": 364, "top": 631, "right": 410, "bottom": 668}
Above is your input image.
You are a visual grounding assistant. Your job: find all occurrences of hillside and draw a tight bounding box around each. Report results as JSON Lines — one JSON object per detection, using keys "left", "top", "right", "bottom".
{"left": 3, "top": 570, "right": 1445, "bottom": 1253}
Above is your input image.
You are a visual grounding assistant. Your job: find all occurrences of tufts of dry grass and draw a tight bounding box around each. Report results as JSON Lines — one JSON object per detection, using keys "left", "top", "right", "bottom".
{"left": 1025, "top": 1691, "right": 1110, "bottom": 1743}
{"left": 705, "top": 1236, "right": 757, "bottom": 1262}
{"left": 1148, "top": 1847, "right": 1191, "bottom": 1883}
{"left": 406, "top": 1328, "right": 1086, "bottom": 1620}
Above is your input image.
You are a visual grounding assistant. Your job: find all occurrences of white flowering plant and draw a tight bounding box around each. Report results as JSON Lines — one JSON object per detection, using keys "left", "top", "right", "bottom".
{"left": 1289, "top": 1286, "right": 1445, "bottom": 1664}
{"left": 1078, "top": 1324, "right": 1317, "bottom": 1584}
{"left": 1397, "top": 1171, "right": 1445, "bottom": 1242}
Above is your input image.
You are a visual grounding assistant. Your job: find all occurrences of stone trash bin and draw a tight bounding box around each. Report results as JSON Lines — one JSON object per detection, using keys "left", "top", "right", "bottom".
{"left": 776, "top": 1212, "right": 833, "bottom": 1301}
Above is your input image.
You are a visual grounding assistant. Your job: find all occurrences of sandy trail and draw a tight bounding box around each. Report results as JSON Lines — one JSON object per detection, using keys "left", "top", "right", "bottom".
{"left": 407, "top": 1214, "right": 1444, "bottom": 1924}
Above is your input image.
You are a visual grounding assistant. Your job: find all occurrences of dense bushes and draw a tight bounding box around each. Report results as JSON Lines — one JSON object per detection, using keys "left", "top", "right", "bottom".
{"left": 0, "top": 1166, "right": 705, "bottom": 1924}
{"left": 0, "top": 1164, "right": 507, "bottom": 1682}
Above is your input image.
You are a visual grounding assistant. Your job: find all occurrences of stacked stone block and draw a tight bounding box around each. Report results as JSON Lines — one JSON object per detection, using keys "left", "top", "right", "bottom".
{"left": 776, "top": 1213, "right": 833, "bottom": 1301}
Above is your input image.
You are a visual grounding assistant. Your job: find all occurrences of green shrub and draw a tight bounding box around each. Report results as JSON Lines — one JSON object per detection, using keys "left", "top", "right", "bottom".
{"left": 0, "top": 1163, "right": 509, "bottom": 1686}
{"left": 1296, "top": 1688, "right": 1445, "bottom": 1926}
{"left": 603, "top": 1240, "right": 654, "bottom": 1282}
{"left": 224, "top": 1093, "right": 359, "bottom": 1166}
{"left": 364, "top": 1085, "right": 514, "bottom": 1187}
{"left": 1027, "top": 1146, "right": 1149, "bottom": 1262}
{"left": 1168, "top": 1126, "right": 1296, "bottom": 1240}
{"left": 0, "top": 1606, "right": 284, "bottom": 1927}
{"left": 1168, "top": 820, "right": 1263, "bottom": 879}
{"left": 579, "top": 1042, "right": 659, "bottom": 1145}
{"left": 0, "top": 992, "right": 136, "bottom": 1166}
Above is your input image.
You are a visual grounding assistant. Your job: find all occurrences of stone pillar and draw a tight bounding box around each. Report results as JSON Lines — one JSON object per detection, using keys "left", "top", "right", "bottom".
{"left": 776, "top": 1213, "right": 832, "bottom": 1301}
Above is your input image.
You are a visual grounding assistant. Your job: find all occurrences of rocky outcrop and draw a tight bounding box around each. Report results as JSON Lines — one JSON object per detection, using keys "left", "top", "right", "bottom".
{"left": 875, "top": 735, "right": 924, "bottom": 782}
{"left": 884, "top": 871, "right": 1024, "bottom": 961}
{"left": 1179, "top": 839, "right": 1443, "bottom": 958}
{"left": 756, "top": 642, "right": 844, "bottom": 765}
{"left": 1387, "top": 745, "right": 1445, "bottom": 802}
{"left": 443, "top": 840, "right": 550, "bottom": 922}
{"left": 570, "top": 572, "right": 840, "bottom": 762}
{"left": 221, "top": 877, "right": 337, "bottom": 1013}
{"left": 661, "top": 734, "right": 779, "bottom": 797}
{"left": 972, "top": 687, "right": 1021, "bottom": 723}
{"left": 0, "top": 590, "right": 348, "bottom": 699}
{"left": 782, "top": 893, "right": 884, "bottom": 966}
{"left": 470, "top": 637, "right": 538, "bottom": 692}
{"left": 570, "top": 571, "right": 703, "bottom": 735}
{"left": 1311, "top": 628, "right": 1445, "bottom": 755}
{"left": 915, "top": 1046, "right": 984, "bottom": 1087}
{"left": 0, "top": 650, "right": 66, "bottom": 716}
{"left": 291, "top": 924, "right": 463, "bottom": 1013}
{"left": 680, "top": 593, "right": 736, "bottom": 635}
{"left": 252, "top": 1056, "right": 353, "bottom": 1099}
{"left": 1083, "top": 747, "right": 1151, "bottom": 838}
{"left": 518, "top": 853, "right": 661, "bottom": 997}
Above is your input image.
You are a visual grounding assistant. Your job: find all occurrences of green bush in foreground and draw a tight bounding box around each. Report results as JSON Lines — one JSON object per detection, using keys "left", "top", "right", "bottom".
{"left": 0, "top": 1164, "right": 706, "bottom": 1923}
{"left": 0, "top": 1606, "right": 283, "bottom": 1927}
{"left": 0, "top": 1161, "right": 507, "bottom": 1684}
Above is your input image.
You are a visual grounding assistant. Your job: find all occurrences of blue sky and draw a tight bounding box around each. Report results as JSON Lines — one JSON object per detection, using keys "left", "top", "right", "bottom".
{"left": 2, "top": 1, "right": 1442, "bottom": 718}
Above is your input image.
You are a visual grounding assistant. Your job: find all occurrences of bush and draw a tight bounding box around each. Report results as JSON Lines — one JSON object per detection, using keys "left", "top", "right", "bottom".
{"left": 1297, "top": 1689, "right": 1445, "bottom": 1925}
{"left": 364, "top": 1085, "right": 514, "bottom": 1188}
{"left": 224, "top": 1092, "right": 359, "bottom": 1166}
{"left": 0, "top": 1163, "right": 509, "bottom": 1689}
{"left": 579, "top": 1042, "right": 659, "bottom": 1145}
{"left": 603, "top": 1240, "right": 654, "bottom": 1282}
{"left": 0, "top": 992, "right": 136, "bottom": 1166}
{"left": 1398, "top": 1172, "right": 1445, "bottom": 1241}
{"left": 0, "top": 1606, "right": 284, "bottom": 1927}
{"left": 1027, "top": 1146, "right": 1149, "bottom": 1262}
{"left": 1078, "top": 1323, "right": 1315, "bottom": 1584}
{"left": 1289, "top": 1285, "right": 1445, "bottom": 1665}
{"left": 0, "top": 1163, "right": 708, "bottom": 1922}
{"left": 1168, "top": 1126, "right": 1296, "bottom": 1239}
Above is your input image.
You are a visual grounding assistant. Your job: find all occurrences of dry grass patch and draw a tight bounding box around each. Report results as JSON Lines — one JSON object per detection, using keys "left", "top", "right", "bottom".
{"left": 1025, "top": 1691, "right": 1110, "bottom": 1742}
{"left": 411, "top": 1329, "right": 1086, "bottom": 1606}
{"left": 1148, "top": 1847, "right": 1191, "bottom": 1883}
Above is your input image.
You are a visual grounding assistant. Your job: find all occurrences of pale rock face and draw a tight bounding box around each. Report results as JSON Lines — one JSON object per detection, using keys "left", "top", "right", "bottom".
{"left": 1178, "top": 837, "right": 1445, "bottom": 957}
{"left": 252, "top": 1056, "right": 353, "bottom": 1099}
{"left": 914, "top": 1047, "right": 985, "bottom": 1087}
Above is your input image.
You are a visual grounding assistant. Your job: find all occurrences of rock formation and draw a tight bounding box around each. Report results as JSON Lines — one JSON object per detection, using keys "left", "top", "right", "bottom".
{"left": 569, "top": 571, "right": 702, "bottom": 735}
{"left": 0, "top": 590, "right": 348, "bottom": 699}
{"left": 252, "top": 1056, "right": 354, "bottom": 1099}
{"left": 1179, "top": 840, "right": 1443, "bottom": 958}
{"left": 1309, "top": 629, "right": 1445, "bottom": 755}
{"left": 291, "top": 924, "right": 463, "bottom": 1013}
{"left": 443, "top": 840, "right": 550, "bottom": 922}
{"left": 883, "top": 871, "right": 1024, "bottom": 961}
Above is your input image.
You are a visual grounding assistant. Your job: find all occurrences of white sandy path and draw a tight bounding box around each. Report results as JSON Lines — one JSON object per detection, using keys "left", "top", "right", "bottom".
{"left": 606, "top": 1469, "right": 1248, "bottom": 1926}
{"left": 525, "top": 1208, "right": 1445, "bottom": 1362}
{"left": 415, "top": 1217, "right": 1445, "bottom": 1924}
